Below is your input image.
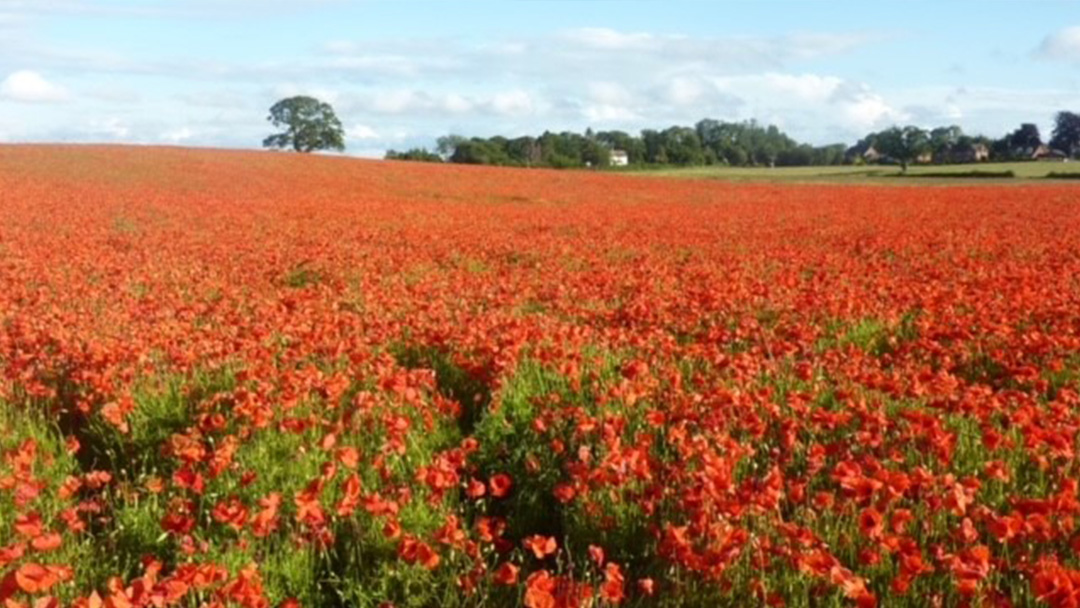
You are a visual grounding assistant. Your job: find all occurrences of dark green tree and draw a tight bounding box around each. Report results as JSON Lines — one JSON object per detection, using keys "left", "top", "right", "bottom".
{"left": 1005, "top": 123, "right": 1042, "bottom": 158}
{"left": 660, "top": 126, "right": 704, "bottom": 166}
{"left": 641, "top": 129, "right": 668, "bottom": 164}
{"left": 929, "top": 125, "right": 964, "bottom": 161}
{"left": 436, "top": 135, "right": 468, "bottom": 159}
{"left": 1050, "top": 111, "right": 1080, "bottom": 158}
{"left": 262, "top": 96, "right": 345, "bottom": 153}
{"left": 581, "top": 138, "right": 612, "bottom": 168}
{"left": 385, "top": 148, "right": 443, "bottom": 162}
{"left": 450, "top": 138, "right": 513, "bottom": 165}
{"left": 506, "top": 136, "right": 541, "bottom": 166}
{"left": 875, "top": 126, "right": 930, "bottom": 172}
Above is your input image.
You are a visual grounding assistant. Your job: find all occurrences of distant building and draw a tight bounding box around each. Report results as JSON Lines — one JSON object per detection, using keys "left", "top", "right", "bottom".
{"left": 845, "top": 142, "right": 881, "bottom": 164}
{"left": 610, "top": 149, "right": 629, "bottom": 166}
{"left": 969, "top": 143, "right": 991, "bottom": 162}
{"left": 940, "top": 143, "right": 990, "bottom": 164}
{"left": 1035, "top": 148, "right": 1069, "bottom": 162}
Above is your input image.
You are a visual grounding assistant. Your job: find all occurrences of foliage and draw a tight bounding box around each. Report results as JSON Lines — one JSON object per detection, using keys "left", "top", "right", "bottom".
{"left": 262, "top": 96, "right": 345, "bottom": 153}
{"left": 874, "top": 126, "right": 931, "bottom": 172}
{"left": 385, "top": 148, "right": 444, "bottom": 163}
{"left": 1007, "top": 123, "right": 1043, "bottom": 158}
{"left": 1049, "top": 111, "right": 1080, "bottom": 158}
{"left": 437, "top": 118, "right": 845, "bottom": 170}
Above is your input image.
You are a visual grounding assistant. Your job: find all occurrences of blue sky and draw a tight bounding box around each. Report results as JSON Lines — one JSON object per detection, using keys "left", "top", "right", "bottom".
{"left": 1, "top": 0, "right": 1079, "bottom": 155}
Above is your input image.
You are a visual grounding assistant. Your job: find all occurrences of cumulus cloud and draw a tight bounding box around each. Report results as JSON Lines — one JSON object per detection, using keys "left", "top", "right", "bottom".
{"left": 581, "top": 82, "right": 641, "bottom": 123}
{"left": 701, "top": 73, "right": 906, "bottom": 137}
{"left": 1037, "top": 26, "right": 1080, "bottom": 62}
{"left": 0, "top": 69, "right": 68, "bottom": 102}
{"left": 557, "top": 27, "right": 875, "bottom": 70}
{"left": 270, "top": 83, "right": 340, "bottom": 105}
{"left": 562, "top": 27, "right": 657, "bottom": 51}
{"left": 842, "top": 91, "right": 907, "bottom": 130}
{"left": 347, "top": 124, "right": 379, "bottom": 140}
{"left": 86, "top": 117, "right": 130, "bottom": 139}
{"left": 161, "top": 126, "right": 194, "bottom": 143}
{"left": 489, "top": 90, "right": 534, "bottom": 116}
{"left": 346, "top": 88, "right": 539, "bottom": 118}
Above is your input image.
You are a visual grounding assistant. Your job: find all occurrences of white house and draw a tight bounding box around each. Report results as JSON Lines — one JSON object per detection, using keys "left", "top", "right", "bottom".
{"left": 610, "top": 149, "right": 629, "bottom": 166}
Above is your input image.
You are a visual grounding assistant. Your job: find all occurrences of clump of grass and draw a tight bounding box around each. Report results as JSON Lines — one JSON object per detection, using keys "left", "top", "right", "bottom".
{"left": 283, "top": 263, "right": 322, "bottom": 288}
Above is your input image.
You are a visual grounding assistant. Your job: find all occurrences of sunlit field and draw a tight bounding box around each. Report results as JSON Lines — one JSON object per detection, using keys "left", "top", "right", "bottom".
{"left": 2, "top": 145, "right": 1080, "bottom": 607}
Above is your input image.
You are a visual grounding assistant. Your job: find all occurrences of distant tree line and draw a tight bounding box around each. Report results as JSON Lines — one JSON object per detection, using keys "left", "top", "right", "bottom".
{"left": 384, "top": 111, "right": 1080, "bottom": 170}
{"left": 846, "top": 112, "right": 1080, "bottom": 171}
{"left": 385, "top": 119, "right": 848, "bottom": 168}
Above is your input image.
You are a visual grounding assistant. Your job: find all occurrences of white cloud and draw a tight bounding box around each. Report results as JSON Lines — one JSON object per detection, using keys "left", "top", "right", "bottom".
{"left": 1037, "top": 26, "right": 1080, "bottom": 63}
{"left": 562, "top": 27, "right": 658, "bottom": 51}
{"left": 271, "top": 83, "right": 339, "bottom": 105}
{"left": 347, "top": 124, "right": 379, "bottom": 140}
{"left": 346, "top": 147, "right": 390, "bottom": 159}
{"left": 762, "top": 73, "right": 843, "bottom": 103}
{"left": 162, "top": 126, "right": 194, "bottom": 143}
{"left": 368, "top": 89, "right": 423, "bottom": 114}
{"left": 582, "top": 82, "right": 641, "bottom": 122}
{"left": 666, "top": 76, "right": 707, "bottom": 106}
{"left": 489, "top": 90, "right": 534, "bottom": 116}
{"left": 712, "top": 73, "right": 843, "bottom": 103}
{"left": 558, "top": 27, "right": 875, "bottom": 68}
{"left": 353, "top": 88, "right": 534, "bottom": 118}
{"left": 583, "top": 104, "right": 641, "bottom": 123}
{"left": 842, "top": 92, "right": 907, "bottom": 130}
{"left": 0, "top": 70, "right": 68, "bottom": 102}
{"left": 587, "top": 81, "right": 630, "bottom": 106}
{"left": 705, "top": 73, "right": 905, "bottom": 135}
{"left": 86, "top": 117, "right": 130, "bottom": 139}
{"left": 443, "top": 93, "right": 473, "bottom": 113}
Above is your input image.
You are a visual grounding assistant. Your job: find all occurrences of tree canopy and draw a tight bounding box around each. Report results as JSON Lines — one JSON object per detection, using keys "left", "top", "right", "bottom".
{"left": 418, "top": 119, "right": 846, "bottom": 169}
{"left": 263, "top": 96, "right": 345, "bottom": 153}
{"left": 390, "top": 111, "right": 1080, "bottom": 169}
{"left": 1050, "top": 111, "right": 1080, "bottom": 158}
{"left": 874, "top": 126, "right": 931, "bottom": 172}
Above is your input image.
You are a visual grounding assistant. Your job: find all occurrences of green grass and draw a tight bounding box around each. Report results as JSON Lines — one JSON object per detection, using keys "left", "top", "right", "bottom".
{"left": 633, "top": 161, "right": 1077, "bottom": 184}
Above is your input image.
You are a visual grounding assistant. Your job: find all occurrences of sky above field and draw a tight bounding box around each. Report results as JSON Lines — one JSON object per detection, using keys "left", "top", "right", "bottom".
{"left": 0, "top": 0, "right": 1078, "bottom": 155}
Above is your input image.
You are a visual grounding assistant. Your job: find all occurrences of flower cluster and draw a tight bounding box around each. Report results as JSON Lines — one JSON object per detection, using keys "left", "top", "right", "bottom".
{"left": 1, "top": 146, "right": 1080, "bottom": 606}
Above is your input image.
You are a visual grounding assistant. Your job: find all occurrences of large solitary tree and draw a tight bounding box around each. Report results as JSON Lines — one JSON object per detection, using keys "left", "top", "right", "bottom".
{"left": 263, "top": 96, "right": 345, "bottom": 153}
{"left": 875, "top": 126, "right": 930, "bottom": 172}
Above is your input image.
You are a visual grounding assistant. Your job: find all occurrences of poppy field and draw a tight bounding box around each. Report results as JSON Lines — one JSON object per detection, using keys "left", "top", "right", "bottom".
{"left": 3, "top": 145, "right": 1080, "bottom": 607}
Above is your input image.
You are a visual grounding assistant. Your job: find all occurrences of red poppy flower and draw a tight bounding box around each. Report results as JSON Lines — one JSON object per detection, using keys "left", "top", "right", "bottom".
{"left": 493, "top": 562, "right": 519, "bottom": 586}
{"left": 489, "top": 474, "right": 513, "bottom": 498}
{"left": 524, "top": 535, "right": 557, "bottom": 559}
